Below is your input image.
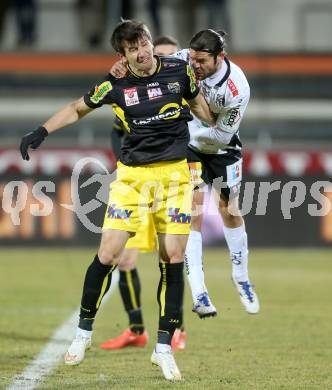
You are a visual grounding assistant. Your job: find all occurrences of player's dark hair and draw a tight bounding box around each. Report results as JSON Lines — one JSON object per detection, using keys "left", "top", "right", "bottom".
{"left": 189, "top": 29, "right": 227, "bottom": 59}
{"left": 153, "top": 35, "right": 179, "bottom": 48}
{"left": 111, "top": 19, "right": 152, "bottom": 55}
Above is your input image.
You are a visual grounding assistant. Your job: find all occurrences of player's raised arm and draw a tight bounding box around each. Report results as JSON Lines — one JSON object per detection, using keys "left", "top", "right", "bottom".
{"left": 20, "top": 97, "right": 93, "bottom": 160}
{"left": 43, "top": 97, "right": 93, "bottom": 134}
{"left": 187, "top": 92, "right": 216, "bottom": 127}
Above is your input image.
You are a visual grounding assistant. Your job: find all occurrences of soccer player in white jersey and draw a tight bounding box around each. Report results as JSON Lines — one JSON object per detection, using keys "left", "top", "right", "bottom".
{"left": 177, "top": 29, "right": 260, "bottom": 316}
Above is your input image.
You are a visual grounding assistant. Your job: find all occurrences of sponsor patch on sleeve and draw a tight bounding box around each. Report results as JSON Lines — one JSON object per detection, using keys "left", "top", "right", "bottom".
{"left": 186, "top": 65, "right": 197, "bottom": 93}
{"left": 222, "top": 107, "right": 241, "bottom": 127}
{"left": 90, "top": 81, "right": 113, "bottom": 104}
{"left": 227, "top": 79, "right": 239, "bottom": 97}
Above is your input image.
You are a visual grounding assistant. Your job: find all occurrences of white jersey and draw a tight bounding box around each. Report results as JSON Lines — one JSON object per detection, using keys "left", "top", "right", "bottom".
{"left": 175, "top": 49, "right": 250, "bottom": 155}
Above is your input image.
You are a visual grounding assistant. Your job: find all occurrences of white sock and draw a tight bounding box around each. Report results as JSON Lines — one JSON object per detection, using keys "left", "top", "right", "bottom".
{"left": 184, "top": 230, "right": 206, "bottom": 301}
{"left": 223, "top": 223, "right": 249, "bottom": 282}
{"left": 76, "top": 327, "right": 93, "bottom": 339}
{"left": 155, "top": 343, "right": 171, "bottom": 353}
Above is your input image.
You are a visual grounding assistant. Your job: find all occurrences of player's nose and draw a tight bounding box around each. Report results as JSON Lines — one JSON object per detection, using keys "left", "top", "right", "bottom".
{"left": 137, "top": 46, "right": 146, "bottom": 57}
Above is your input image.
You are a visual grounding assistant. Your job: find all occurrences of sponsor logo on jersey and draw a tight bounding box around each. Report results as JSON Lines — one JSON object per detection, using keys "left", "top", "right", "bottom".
{"left": 186, "top": 65, "right": 197, "bottom": 93}
{"left": 227, "top": 79, "right": 239, "bottom": 97}
{"left": 133, "top": 103, "right": 183, "bottom": 125}
{"left": 107, "top": 204, "right": 133, "bottom": 219}
{"left": 91, "top": 81, "right": 113, "bottom": 104}
{"left": 168, "top": 207, "right": 191, "bottom": 224}
{"left": 124, "top": 87, "right": 140, "bottom": 106}
{"left": 147, "top": 87, "right": 163, "bottom": 100}
{"left": 147, "top": 82, "right": 159, "bottom": 88}
{"left": 223, "top": 108, "right": 241, "bottom": 127}
{"left": 168, "top": 82, "right": 181, "bottom": 94}
{"left": 163, "top": 62, "right": 178, "bottom": 68}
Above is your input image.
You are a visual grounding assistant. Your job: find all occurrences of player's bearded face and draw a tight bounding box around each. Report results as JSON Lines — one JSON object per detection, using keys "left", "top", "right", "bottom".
{"left": 189, "top": 50, "right": 221, "bottom": 80}
{"left": 123, "top": 38, "right": 154, "bottom": 72}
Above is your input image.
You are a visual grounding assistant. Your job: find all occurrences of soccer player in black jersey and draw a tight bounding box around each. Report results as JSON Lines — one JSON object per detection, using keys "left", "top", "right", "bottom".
{"left": 102, "top": 35, "right": 187, "bottom": 353}
{"left": 110, "top": 29, "right": 260, "bottom": 319}
{"left": 20, "top": 20, "right": 215, "bottom": 381}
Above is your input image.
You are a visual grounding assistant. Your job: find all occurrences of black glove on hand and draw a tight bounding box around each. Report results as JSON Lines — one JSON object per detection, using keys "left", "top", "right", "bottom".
{"left": 20, "top": 126, "right": 49, "bottom": 161}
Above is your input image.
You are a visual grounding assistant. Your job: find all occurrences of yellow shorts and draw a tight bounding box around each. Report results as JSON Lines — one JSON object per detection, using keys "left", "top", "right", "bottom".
{"left": 102, "top": 159, "right": 192, "bottom": 235}
{"left": 125, "top": 212, "right": 157, "bottom": 252}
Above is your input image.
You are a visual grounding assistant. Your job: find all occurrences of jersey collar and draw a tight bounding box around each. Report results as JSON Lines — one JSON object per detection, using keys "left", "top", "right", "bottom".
{"left": 127, "top": 56, "right": 162, "bottom": 78}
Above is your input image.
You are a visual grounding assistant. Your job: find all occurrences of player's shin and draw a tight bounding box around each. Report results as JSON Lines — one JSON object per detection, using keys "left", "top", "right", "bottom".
{"left": 185, "top": 230, "right": 217, "bottom": 318}
{"left": 157, "top": 262, "right": 184, "bottom": 349}
{"left": 119, "top": 268, "right": 144, "bottom": 334}
{"left": 79, "top": 254, "right": 116, "bottom": 331}
{"left": 65, "top": 254, "right": 116, "bottom": 365}
{"left": 223, "top": 223, "right": 249, "bottom": 282}
{"left": 184, "top": 230, "right": 206, "bottom": 300}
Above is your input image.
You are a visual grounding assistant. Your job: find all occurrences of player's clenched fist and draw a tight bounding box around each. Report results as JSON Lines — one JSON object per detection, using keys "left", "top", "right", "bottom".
{"left": 20, "top": 126, "right": 48, "bottom": 160}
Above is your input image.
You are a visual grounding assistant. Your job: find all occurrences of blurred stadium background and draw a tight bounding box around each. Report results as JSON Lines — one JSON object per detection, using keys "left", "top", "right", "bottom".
{"left": 1, "top": 1, "right": 332, "bottom": 389}
{"left": 1, "top": 0, "right": 332, "bottom": 247}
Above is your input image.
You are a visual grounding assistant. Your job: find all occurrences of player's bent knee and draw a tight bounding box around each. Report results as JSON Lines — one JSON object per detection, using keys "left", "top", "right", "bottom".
{"left": 118, "top": 262, "right": 134, "bottom": 271}
{"left": 118, "top": 249, "right": 138, "bottom": 271}
{"left": 220, "top": 205, "right": 244, "bottom": 227}
{"left": 97, "top": 249, "right": 116, "bottom": 265}
{"left": 98, "top": 229, "right": 131, "bottom": 265}
{"left": 169, "top": 254, "right": 185, "bottom": 264}
{"left": 160, "top": 249, "right": 186, "bottom": 264}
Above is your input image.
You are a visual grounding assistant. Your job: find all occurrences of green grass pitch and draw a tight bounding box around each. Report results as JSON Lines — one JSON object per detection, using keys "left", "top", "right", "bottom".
{"left": 0, "top": 248, "right": 331, "bottom": 389}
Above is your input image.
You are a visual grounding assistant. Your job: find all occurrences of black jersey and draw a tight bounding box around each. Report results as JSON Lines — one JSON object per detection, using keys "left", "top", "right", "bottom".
{"left": 84, "top": 56, "right": 199, "bottom": 166}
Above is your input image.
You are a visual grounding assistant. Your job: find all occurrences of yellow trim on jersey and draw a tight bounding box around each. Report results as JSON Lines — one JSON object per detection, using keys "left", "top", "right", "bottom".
{"left": 126, "top": 271, "right": 138, "bottom": 310}
{"left": 186, "top": 65, "right": 197, "bottom": 93}
{"left": 160, "top": 263, "right": 167, "bottom": 316}
{"left": 127, "top": 56, "right": 161, "bottom": 78}
{"left": 112, "top": 104, "right": 130, "bottom": 132}
{"left": 96, "top": 265, "right": 116, "bottom": 309}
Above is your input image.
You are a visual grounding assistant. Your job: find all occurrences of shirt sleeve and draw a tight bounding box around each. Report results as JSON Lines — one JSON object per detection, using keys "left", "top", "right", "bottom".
{"left": 189, "top": 120, "right": 234, "bottom": 147}
{"left": 83, "top": 76, "right": 116, "bottom": 109}
{"left": 215, "top": 100, "right": 249, "bottom": 135}
{"left": 183, "top": 64, "right": 200, "bottom": 100}
{"left": 210, "top": 84, "right": 250, "bottom": 134}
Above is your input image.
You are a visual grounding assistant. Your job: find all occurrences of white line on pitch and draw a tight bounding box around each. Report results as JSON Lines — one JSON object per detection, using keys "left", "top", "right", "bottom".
{"left": 6, "top": 270, "right": 119, "bottom": 390}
